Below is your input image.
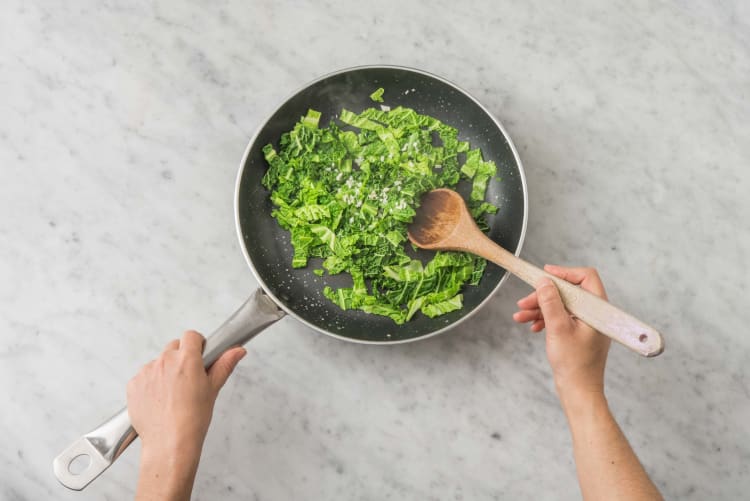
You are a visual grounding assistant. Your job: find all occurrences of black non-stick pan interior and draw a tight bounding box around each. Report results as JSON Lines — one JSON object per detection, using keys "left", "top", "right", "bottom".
{"left": 236, "top": 66, "right": 526, "bottom": 342}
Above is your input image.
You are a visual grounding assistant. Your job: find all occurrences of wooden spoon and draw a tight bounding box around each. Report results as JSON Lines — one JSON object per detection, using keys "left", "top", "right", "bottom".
{"left": 407, "top": 188, "right": 664, "bottom": 357}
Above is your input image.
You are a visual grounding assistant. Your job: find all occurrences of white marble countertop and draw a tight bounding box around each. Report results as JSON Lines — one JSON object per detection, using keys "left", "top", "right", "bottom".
{"left": 1, "top": 1, "right": 748, "bottom": 499}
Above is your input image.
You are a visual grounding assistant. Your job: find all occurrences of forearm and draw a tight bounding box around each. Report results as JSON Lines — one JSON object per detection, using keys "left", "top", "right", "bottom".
{"left": 559, "top": 387, "right": 662, "bottom": 501}
{"left": 135, "top": 445, "right": 202, "bottom": 501}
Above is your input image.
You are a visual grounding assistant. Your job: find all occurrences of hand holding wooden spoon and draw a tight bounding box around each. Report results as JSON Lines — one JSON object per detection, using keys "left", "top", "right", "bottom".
{"left": 407, "top": 189, "right": 664, "bottom": 357}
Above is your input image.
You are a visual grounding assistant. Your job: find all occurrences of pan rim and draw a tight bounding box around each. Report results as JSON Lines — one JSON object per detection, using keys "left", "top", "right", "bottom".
{"left": 234, "top": 64, "right": 528, "bottom": 344}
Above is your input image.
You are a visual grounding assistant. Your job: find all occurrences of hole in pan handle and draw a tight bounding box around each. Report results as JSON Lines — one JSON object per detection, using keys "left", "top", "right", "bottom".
{"left": 52, "top": 289, "right": 285, "bottom": 490}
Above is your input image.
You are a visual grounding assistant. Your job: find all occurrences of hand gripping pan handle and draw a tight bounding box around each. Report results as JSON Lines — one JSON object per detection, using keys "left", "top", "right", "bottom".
{"left": 52, "top": 289, "right": 285, "bottom": 490}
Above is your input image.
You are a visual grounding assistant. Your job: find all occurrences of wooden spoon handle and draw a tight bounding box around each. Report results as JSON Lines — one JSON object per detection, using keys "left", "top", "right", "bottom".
{"left": 471, "top": 239, "right": 664, "bottom": 357}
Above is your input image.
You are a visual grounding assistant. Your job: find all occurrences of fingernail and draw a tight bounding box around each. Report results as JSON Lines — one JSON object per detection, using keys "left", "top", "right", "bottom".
{"left": 238, "top": 348, "right": 247, "bottom": 360}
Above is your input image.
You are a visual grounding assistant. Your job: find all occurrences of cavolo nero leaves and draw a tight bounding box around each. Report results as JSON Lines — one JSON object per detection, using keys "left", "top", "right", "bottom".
{"left": 261, "top": 98, "right": 498, "bottom": 324}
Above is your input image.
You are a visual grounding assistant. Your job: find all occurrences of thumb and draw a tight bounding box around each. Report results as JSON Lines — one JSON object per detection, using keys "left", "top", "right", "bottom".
{"left": 208, "top": 347, "right": 247, "bottom": 394}
{"left": 536, "top": 278, "right": 571, "bottom": 334}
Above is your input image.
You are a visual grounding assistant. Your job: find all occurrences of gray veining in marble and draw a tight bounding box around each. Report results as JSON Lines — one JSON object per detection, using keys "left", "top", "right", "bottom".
{"left": 1, "top": 0, "right": 749, "bottom": 499}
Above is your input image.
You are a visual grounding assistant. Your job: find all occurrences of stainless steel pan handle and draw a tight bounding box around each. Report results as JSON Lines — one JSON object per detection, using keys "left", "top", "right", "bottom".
{"left": 52, "top": 288, "right": 285, "bottom": 490}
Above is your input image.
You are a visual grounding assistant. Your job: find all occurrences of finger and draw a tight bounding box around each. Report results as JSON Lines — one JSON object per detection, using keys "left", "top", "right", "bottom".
{"left": 138, "top": 359, "right": 156, "bottom": 374}
{"left": 516, "top": 291, "right": 539, "bottom": 309}
{"left": 163, "top": 338, "right": 180, "bottom": 352}
{"left": 543, "top": 264, "right": 607, "bottom": 298}
{"left": 530, "top": 319, "right": 545, "bottom": 332}
{"left": 513, "top": 309, "right": 542, "bottom": 323}
{"left": 128, "top": 360, "right": 154, "bottom": 395}
{"left": 535, "top": 277, "right": 572, "bottom": 333}
{"left": 126, "top": 377, "right": 137, "bottom": 398}
{"left": 180, "top": 330, "right": 205, "bottom": 355}
{"left": 208, "top": 347, "right": 247, "bottom": 394}
{"left": 543, "top": 264, "right": 588, "bottom": 284}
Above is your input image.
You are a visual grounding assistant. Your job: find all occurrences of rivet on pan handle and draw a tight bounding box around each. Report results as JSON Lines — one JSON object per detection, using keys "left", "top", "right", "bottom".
{"left": 52, "top": 289, "right": 285, "bottom": 490}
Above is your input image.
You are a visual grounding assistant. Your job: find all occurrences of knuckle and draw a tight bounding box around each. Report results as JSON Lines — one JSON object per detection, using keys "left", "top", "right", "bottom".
{"left": 183, "top": 330, "right": 205, "bottom": 345}
{"left": 537, "top": 285, "right": 556, "bottom": 304}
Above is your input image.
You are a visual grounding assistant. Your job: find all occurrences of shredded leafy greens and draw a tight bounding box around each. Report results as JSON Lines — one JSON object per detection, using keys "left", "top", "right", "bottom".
{"left": 261, "top": 97, "right": 499, "bottom": 324}
{"left": 369, "top": 87, "right": 385, "bottom": 103}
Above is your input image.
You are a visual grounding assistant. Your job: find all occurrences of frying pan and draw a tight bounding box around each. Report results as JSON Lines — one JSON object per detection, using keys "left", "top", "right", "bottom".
{"left": 53, "top": 65, "right": 528, "bottom": 489}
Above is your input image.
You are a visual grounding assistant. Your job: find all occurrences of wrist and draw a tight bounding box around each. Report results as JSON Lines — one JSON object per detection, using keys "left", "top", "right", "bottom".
{"left": 552, "top": 366, "right": 605, "bottom": 403}
{"left": 140, "top": 429, "right": 205, "bottom": 459}
{"left": 556, "top": 381, "right": 607, "bottom": 416}
{"left": 137, "top": 443, "right": 203, "bottom": 501}
{"left": 140, "top": 441, "right": 203, "bottom": 477}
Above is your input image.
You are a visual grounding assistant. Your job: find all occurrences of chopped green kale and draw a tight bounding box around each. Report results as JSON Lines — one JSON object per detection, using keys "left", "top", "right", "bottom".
{"left": 261, "top": 99, "right": 498, "bottom": 324}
